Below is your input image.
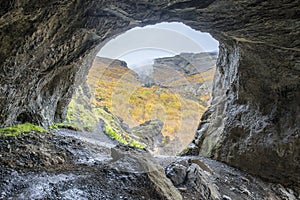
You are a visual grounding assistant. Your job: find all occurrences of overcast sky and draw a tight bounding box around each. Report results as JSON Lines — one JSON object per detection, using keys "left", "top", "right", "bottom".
{"left": 97, "top": 22, "right": 219, "bottom": 69}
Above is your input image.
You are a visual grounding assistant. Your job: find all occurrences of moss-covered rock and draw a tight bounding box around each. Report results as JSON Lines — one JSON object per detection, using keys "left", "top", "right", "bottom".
{"left": 100, "top": 108, "right": 146, "bottom": 149}
{"left": 0, "top": 123, "right": 48, "bottom": 137}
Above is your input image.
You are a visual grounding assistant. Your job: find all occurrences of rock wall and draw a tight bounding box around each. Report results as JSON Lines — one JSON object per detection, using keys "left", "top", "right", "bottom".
{"left": 1, "top": 0, "right": 299, "bottom": 188}
{"left": 191, "top": 40, "right": 300, "bottom": 188}
{"left": 0, "top": 1, "right": 101, "bottom": 126}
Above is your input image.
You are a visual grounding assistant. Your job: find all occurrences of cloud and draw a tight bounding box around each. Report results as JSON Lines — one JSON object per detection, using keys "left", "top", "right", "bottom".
{"left": 97, "top": 22, "right": 219, "bottom": 68}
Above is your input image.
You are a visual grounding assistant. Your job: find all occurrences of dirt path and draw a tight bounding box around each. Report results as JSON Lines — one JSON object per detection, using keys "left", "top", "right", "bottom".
{"left": 52, "top": 127, "right": 118, "bottom": 148}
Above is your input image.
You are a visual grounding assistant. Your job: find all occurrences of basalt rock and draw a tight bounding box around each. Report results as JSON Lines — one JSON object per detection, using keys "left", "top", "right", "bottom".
{"left": 0, "top": 0, "right": 299, "bottom": 190}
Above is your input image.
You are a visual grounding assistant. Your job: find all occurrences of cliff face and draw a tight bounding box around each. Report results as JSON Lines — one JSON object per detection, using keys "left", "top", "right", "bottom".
{"left": 149, "top": 52, "right": 217, "bottom": 106}
{"left": 192, "top": 40, "right": 300, "bottom": 188}
{"left": 153, "top": 52, "right": 217, "bottom": 76}
{"left": 0, "top": 0, "right": 299, "bottom": 188}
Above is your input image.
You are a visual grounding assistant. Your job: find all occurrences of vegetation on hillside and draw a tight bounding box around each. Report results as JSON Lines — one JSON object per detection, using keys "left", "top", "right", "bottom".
{"left": 89, "top": 57, "right": 214, "bottom": 146}
{"left": 63, "top": 80, "right": 145, "bottom": 148}
{"left": 66, "top": 56, "right": 215, "bottom": 150}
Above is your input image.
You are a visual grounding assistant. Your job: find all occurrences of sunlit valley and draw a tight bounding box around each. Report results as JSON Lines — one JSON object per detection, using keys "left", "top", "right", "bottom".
{"left": 67, "top": 51, "right": 217, "bottom": 155}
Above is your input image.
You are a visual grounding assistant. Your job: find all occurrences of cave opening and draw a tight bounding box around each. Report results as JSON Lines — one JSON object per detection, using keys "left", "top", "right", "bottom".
{"left": 67, "top": 22, "right": 219, "bottom": 155}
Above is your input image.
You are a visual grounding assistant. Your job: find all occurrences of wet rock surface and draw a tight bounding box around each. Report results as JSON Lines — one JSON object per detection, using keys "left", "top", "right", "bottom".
{"left": 157, "top": 156, "right": 300, "bottom": 200}
{"left": 0, "top": 130, "right": 181, "bottom": 200}
{"left": 0, "top": 129, "right": 298, "bottom": 200}
{"left": 190, "top": 40, "right": 300, "bottom": 190}
{"left": 0, "top": 165, "right": 170, "bottom": 200}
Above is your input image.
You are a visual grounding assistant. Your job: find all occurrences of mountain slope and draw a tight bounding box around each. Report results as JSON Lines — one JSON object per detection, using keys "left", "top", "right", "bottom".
{"left": 67, "top": 53, "right": 217, "bottom": 154}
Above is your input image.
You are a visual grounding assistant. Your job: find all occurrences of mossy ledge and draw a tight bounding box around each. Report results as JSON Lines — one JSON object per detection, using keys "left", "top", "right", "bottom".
{"left": 0, "top": 123, "right": 48, "bottom": 137}
{"left": 104, "top": 124, "right": 146, "bottom": 149}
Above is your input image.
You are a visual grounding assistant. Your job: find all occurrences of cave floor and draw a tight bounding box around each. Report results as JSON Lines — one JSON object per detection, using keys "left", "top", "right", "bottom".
{"left": 0, "top": 129, "right": 298, "bottom": 200}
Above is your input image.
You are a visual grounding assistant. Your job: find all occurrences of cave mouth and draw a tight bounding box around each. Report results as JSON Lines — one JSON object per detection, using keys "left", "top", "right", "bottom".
{"left": 67, "top": 22, "right": 219, "bottom": 155}
{"left": 1, "top": 1, "right": 298, "bottom": 193}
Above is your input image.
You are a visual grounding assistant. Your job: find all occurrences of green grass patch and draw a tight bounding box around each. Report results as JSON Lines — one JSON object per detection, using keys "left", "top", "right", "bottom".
{"left": 52, "top": 123, "right": 80, "bottom": 131}
{"left": 49, "top": 124, "right": 59, "bottom": 129}
{"left": 66, "top": 83, "right": 145, "bottom": 148}
{"left": 0, "top": 123, "right": 48, "bottom": 137}
{"left": 104, "top": 124, "right": 145, "bottom": 149}
{"left": 104, "top": 125, "right": 128, "bottom": 145}
{"left": 128, "top": 138, "right": 146, "bottom": 149}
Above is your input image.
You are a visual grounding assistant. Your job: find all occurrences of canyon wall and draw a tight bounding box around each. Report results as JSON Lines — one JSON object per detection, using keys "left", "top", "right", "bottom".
{"left": 0, "top": 0, "right": 299, "bottom": 188}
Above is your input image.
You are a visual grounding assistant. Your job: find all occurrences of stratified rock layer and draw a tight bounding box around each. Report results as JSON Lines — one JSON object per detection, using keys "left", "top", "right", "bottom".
{"left": 1, "top": 0, "right": 299, "bottom": 189}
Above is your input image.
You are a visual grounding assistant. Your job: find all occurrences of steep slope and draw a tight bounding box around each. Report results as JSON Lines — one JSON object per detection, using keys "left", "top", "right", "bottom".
{"left": 147, "top": 52, "right": 217, "bottom": 106}
{"left": 82, "top": 54, "right": 216, "bottom": 154}
{"left": 64, "top": 58, "right": 145, "bottom": 148}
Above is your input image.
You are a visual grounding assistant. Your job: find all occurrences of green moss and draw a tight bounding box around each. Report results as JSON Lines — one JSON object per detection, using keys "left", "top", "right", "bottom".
{"left": 128, "top": 139, "right": 146, "bottom": 149}
{"left": 104, "top": 125, "right": 128, "bottom": 145}
{"left": 54, "top": 123, "right": 81, "bottom": 131}
{"left": 49, "top": 124, "right": 59, "bottom": 129}
{"left": 0, "top": 123, "right": 48, "bottom": 137}
{"left": 104, "top": 124, "right": 145, "bottom": 149}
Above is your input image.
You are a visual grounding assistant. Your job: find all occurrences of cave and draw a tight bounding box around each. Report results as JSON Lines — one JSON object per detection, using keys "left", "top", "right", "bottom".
{"left": 0, "top": 0, "right": 299, "bottom": 191}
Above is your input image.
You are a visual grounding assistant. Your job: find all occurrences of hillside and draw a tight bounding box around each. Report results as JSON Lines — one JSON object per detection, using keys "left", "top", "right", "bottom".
{"left": 67, "top": 53, "right": 216, "bottom": 154}
{"left": 144, "top": 52, "right": 217, "bottom": 106}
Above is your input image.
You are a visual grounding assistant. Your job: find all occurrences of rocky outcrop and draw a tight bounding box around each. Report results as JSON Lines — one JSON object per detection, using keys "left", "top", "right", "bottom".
{"left": 161, "top": 157, "right": 299, "bottom": 200}
{"left": 147, "top": 52, "right": 216, "bottom": 105}
{"left": 1, "top": 0, "right": 299, "bottom": 190}
{"left": 131, "top": 120, "right": 164, "bottom": 153}
{"left": 152, "top": 52, "right": 217, "bottom": 76}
